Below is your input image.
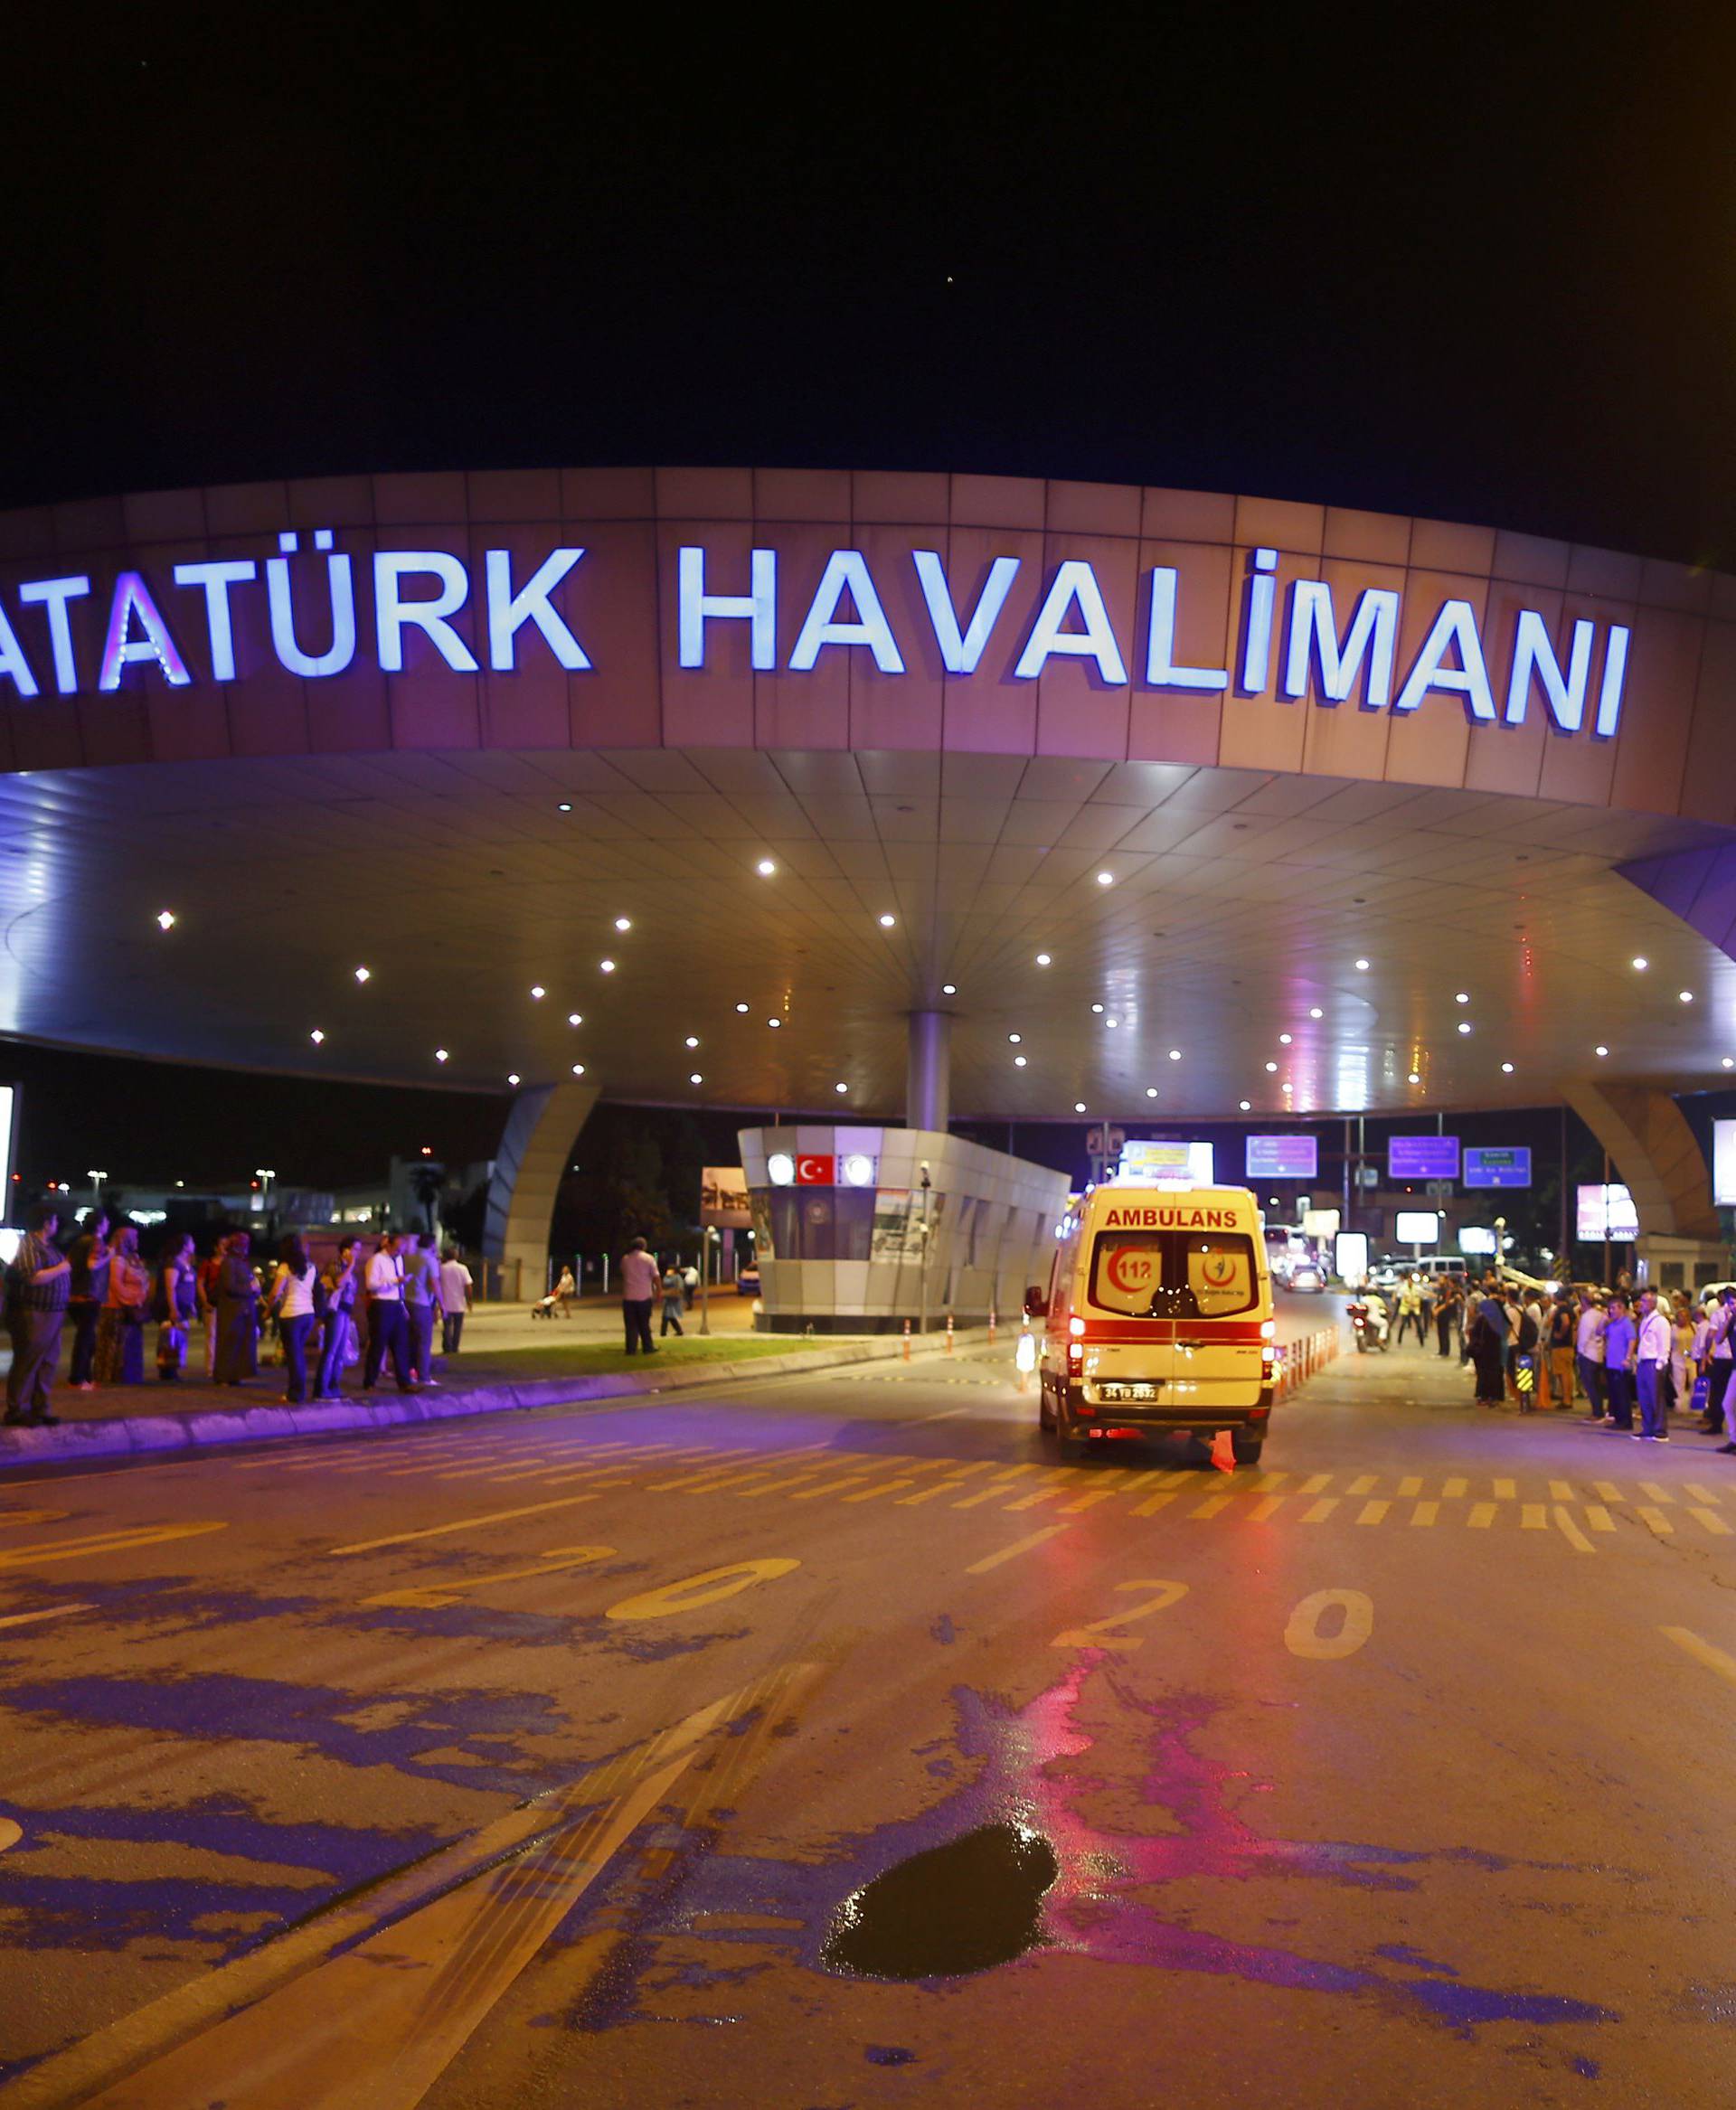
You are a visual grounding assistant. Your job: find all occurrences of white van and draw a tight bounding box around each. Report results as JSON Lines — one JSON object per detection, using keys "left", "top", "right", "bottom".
{"left": 1025, "top": 1184, "right": 1277, "bottom": 1465}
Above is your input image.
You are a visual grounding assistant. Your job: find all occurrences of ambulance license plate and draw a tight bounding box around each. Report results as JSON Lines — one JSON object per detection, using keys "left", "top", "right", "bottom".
{"left": 1098, "top": 1381, "right": 1157, "bottom": 1401}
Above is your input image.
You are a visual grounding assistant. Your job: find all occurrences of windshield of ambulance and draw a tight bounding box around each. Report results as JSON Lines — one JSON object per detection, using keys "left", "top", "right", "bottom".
{"left": 1088, "top": 1229, "right": 1259, "bottom": 1317}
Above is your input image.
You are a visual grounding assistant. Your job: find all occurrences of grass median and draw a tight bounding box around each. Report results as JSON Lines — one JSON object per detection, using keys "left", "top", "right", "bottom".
{"left": 453, "top": 1334, "right": 840, "bottom": 1380}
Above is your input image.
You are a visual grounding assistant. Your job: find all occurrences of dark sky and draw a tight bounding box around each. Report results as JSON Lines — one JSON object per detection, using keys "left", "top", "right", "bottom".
{"left": 8, "top": 9, "right": 1736, "bottom": 564}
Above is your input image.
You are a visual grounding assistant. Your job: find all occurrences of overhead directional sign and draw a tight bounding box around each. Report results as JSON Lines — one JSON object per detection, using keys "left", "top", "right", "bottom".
{"left": 1388, "top": 1135, "right": 1459, "bottom": 1181}
{"left": 1464, "top": 1146, "right": 1532, "bottom": 1190}
{"left": 1246, "top": 1135, "right": 1318, "bottom": 1180}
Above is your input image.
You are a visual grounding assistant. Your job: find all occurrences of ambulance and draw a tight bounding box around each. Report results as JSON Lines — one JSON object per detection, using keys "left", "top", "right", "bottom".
{"left": 1024, "top": 1184, "right": 1277, "bottom": 1464}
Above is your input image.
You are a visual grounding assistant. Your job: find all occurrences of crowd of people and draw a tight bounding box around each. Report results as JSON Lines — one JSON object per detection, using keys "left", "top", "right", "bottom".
{"left": 1371, "top": 1267, "right": 1736, "bottom": 1446}
{"left": 3, "top": 1204, "right": 475, "bottom": 1427}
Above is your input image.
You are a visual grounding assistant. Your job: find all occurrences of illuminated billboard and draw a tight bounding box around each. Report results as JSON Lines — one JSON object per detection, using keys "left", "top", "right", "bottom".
{"left": 1395, "top": 1210, "right": 1440, "bottom": 1245}
{"left": 1118, "top": 1140, "right": 1213, "bottom": 1185}
{"left": 1576, "top": 1183, "right": 1639, "bottom": 1241}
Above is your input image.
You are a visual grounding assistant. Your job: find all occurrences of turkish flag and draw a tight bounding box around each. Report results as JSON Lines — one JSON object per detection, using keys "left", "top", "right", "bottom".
{"left": 796, "top": 1154, "right": 835, "bottom": 1184}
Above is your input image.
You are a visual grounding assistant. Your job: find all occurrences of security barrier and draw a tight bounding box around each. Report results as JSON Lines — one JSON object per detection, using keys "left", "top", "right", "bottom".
{"left": 1274, "top": 1323, "right": 1343, "bottom": 1400}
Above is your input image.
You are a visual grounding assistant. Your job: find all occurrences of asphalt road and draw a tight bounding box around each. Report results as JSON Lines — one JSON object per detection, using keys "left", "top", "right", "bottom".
{"left": 3, "top": 1301, "right": 1734, "bottom": 2107}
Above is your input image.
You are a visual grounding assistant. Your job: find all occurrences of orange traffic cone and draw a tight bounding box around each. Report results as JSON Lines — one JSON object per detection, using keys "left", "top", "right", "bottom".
{"left": 1209, "top": 1428, "right": 1236, "bottom": 1474}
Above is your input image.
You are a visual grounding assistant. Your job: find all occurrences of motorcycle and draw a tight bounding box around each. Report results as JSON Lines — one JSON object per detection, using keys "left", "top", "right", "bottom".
{"left": 1348, "top": 1299, "right": 1389, "bottom": 1352}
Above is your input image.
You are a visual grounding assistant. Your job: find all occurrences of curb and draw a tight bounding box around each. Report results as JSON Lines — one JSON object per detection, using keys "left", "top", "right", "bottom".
{"left": 0, "top": 1327, "right": 1002, "bottom": 1466}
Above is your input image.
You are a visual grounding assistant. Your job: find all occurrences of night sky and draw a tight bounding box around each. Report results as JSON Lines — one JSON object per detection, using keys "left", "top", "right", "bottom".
{"left": 5, "top": 11, "right": 1733, "bottom": 1186}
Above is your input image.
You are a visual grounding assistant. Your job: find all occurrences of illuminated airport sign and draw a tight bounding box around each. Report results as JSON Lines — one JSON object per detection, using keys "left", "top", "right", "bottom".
{"left": 1118, "top": 1140, "right": 1214, "bottom": 1185}
{"left": 1714, "top": 1120, "right": 1736, "bottom": 1206}
{"left": 1464, "top": 1145, "right": 1532, "bottom": 1190}
{"left": 1577, "top": 1183, "right": 1639, "bottom": 1240}
{"left": 0, "top": 537, "right": 1632, "bottom": 736}
{"left": 1246, "top": 1135, "right": 1318, "bottom": 1180}
{"left": 1395, "top": 1210, "right": 1440, "bottom": 1245}
{"left": 1388, "top": 1135, "right": 1460, "bottom": 1181}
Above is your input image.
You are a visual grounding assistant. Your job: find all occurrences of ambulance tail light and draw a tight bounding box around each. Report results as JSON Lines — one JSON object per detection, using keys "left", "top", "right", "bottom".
{"left": 1068, "top": 1316, "right": 1086, "bottom": 1337}
{"left": 1260, "top": 1319, "right": 1276, "bottom": 1342}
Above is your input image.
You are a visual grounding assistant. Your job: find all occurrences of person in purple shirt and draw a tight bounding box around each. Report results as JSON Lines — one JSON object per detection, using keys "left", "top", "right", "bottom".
{"left": 1602, "top": 1295, "right": 1637, "bottom": 1433}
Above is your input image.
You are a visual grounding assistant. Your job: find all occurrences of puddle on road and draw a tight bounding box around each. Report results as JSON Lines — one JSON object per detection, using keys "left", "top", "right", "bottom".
{"left": 822, "top": 1820, "right": 1058, "bottom": 1980}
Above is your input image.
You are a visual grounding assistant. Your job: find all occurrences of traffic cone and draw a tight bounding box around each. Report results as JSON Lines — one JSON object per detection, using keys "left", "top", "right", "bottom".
{"left": 987, "top": 1305, "right": 997, "bottom": 1346}
{"left": 902, "top": 1318, "right": 911, "bottom": 1361}
{"left": 1209, "top": 1428, "right": 1235, "bottom": 1474}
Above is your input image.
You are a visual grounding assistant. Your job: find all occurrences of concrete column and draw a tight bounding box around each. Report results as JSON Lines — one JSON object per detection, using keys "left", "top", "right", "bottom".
{"left": 906, "top": 1009, "right": 951, "bottom": 1133}
{"left": 1559, "top": 1077, "right": 1717, "bottom": 1239}
{"left": 483, "top": 1078, "right": 600, "bottom": 1295}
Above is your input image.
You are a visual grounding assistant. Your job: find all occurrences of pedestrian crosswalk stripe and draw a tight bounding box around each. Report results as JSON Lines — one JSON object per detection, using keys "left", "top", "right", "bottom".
{"left": 1553, "top": 1506, "right": 1596, "bottom": 1554}
{"left": 1549, "top": 1480, "right": 1573, "bottom": 1501}
{"left": 1690, "top": 1506, "right": 1731, "bottom": 1536}
{"left": 1191, "top": 1493, "right": 1235, "bottom": 1521}
{"left": 1249, "top": 1494, "right": 1286, "bottom": 1521}
{"left": 1349, "top": 1474, "right": 1378, "bottom": 1496}
{"left": 1640, "top": 1481, "right": 1674, "bottom": 1503}
{"left": 1585, "top": 1504, "right": 1616, "bottom": 1531}
{"left": 1593, "top": 1482, "right": 1622, "bottom": 1502}
{"left": 1301, "top": 1497, "right": 1338, "bottom": 1523}
{"left": 1131, "top": 1488, "right": 1179, "bottom": 1518}
{"left": 1357, "top": 1500, "right": 1389, "bottom": 1526}
{"left": 1411, "top": 1502, "right": 1438, "bottom": 1527}
{"left": 1521, "top": 1504, "right": 1547, "bottom": 1530}
{"left": 1468, "top": 1502, "right": 1496, "bottom": 1528}
{"left": 1398, "top": 1476, "right": 1422, "bottom": 1498}
{"left": 1637, "top": 1505, "right": 1674, "bottom": 1535}
{"left": 1443, "top": 1476, "right": 1467, "bottom": 1498}
{"left": 1494, "top": 1478, "right": 1517, "bottom": 1500}
{"left": 1298, "top": 1474, "right": 1332, "bottom": 1495}
{"left": 1684, "top": 1484, "right": 1721, "bottom": 1504}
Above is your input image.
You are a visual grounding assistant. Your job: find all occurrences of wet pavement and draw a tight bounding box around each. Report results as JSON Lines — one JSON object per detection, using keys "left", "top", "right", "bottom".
{"left": 1, "top": 1304, "right": 1733, "bottom": 2105}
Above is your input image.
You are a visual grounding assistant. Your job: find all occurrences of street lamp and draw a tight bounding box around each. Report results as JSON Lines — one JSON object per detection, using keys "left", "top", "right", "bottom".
{"left": 255, "top": 1168, "right": 277, "bottom": 1209}
{"left": 87, "top": 1170, "right": 108, "bottom": 1215}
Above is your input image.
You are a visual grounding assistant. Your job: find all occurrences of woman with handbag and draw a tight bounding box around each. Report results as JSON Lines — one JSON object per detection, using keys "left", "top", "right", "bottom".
{"left": 92, "top": 1225, "right": 149, "bottom": 1384}
{"left": 155, "top": 1233, "right": 197, "bottom": 1381}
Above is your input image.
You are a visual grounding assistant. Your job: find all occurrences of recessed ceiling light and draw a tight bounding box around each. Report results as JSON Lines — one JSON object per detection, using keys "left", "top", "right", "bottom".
{"left": 685, "top": 1035, "right": 699, "bottom": 1048}
{"left": 1309, "top": 1007, "right": 1323, "bottom": 1019}
{"left": 835, "top": 1081, "right": 849, "bottom": 1094}
{"left": 768, "top": 1017, "right": 781, "bottom": 1029}
{"left": 507, "top": 1072, "right": 520, "bottom": 1085}
{"left": 435, "top": 1049, "right": 448, "bottom": 1063}
{"left": 1090, "top": 1003, "right": 1104, "bottom": 1014}
{"left": 599, "top": 959, "right": 616, "bottom": 973}
{"left": 156, "top": 909, "right": 175, "bottom": 931}
{"left": 1008, "top": 1032, "right": 1022, "bottom": 1045}
{"left": 878, "top": 913, "right": 896, "bottom": 928}
{"left": 1458, "top": 1022, "right": 1472, "bottom": 1035}
{"left": 569, "top": 1013, "right": 582, "bottom": 1027}
{"left": 1724, "top": 1058, "right": 1734, "bottom": 1070}
{"left": 1501, "top": 1060, "right": 1514, "bottom": 1073}
{"left": 1014, "top": 1054, "right": 1027, "bottom": 1068}
{"left": 1096, "top": 871, "right": 1114, "bottom": 887}
{"left": 1278, "top": 1032, "right": 1292, "bottom": 1045}
{"left": 1632, "top": 956, "right": 1648, "bottom": 971}
{"left": 1408, "top": 1071, "right": 1420, "bottom": 1084}
{"left": 942, "top": 983, "right": 958, "bottom": 995}
{"left": 757, "top": 859, "right": 776, "bottom": 876}
{"left": 1596, "top": 1044, "right": 1609, "bottom": 1057}
{"left": 571, "top": 1062, "right": 586, "bottom": 1076}
{"left": 1146, "top": 1085, "right": 1158, "bottom": 1097}
{"left": 1455, "top": 992, "right": 1469, "bottom": 1003}
{"left": 736, "top": 1002, "right": 750, "bottom": 1013}
{"left": 530, "top": 984, "right": 545, "bottom": 1000}
{"left": 1168, "top": 1049, "right": 1182, "bottom": 1060}
{"left": 1036, "top": 952, "right": 1052, "bottom": 966}
{"left": 1239, "top": 1099, "right": 1251, "bottom": 1111}
{"left": 1105, "top": 1016, "right": 1118, "bottom": 1029}
{"left": 1265, "top": 1060, "right": 1278, "bottom": 1073}
{"left": 615, "top": 916, "right": 632, "bottom": 933}
{"left": 689, "top": 1072, "right": 703, "bottom": 1085}
{"left": 309, "top": 1029, "right": 325, "bottom": 1045}
{"left": 1679, "top": 989, "right": 1694, "bottom": 1003}
{"left": 1074, "top": 1101, "right": 1087, "bottom": 1113}
{"left": 1354, "top": 958, "right": 1370, "bottom": 971}
{"left": 557, "top": 802, "right": 572, "bottom": 813}
{"left": 354, "top": 966, "right": 371, "bottom": 983}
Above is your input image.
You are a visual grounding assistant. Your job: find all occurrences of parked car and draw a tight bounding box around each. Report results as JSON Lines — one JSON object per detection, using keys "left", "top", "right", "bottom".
{"left": 736, "top": 1265, "right": 761, "bottom": 1295}
{"left": 1288, "top": 1261, "right": 1326, "bottom": 1293}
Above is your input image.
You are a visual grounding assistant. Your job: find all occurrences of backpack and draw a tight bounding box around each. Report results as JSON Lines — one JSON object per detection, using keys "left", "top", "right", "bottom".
{"left": 1517, "top": 1309, "right": 1540, "bottom": 1353}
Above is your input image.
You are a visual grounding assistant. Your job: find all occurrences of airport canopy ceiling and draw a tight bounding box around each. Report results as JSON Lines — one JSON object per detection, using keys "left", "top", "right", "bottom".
{"left": 1, "top": 467, "right": 1732, "bottom": 1118}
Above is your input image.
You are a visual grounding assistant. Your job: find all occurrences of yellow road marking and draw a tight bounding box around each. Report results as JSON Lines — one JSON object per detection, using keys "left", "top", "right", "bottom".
{"left": 1256, "top": 1471, "right": 1288, "bottom": 1489}
{"left": 842, "top": 1479, "right": 916, "bottom": 1503}
{"left": 895, "top": 1481, "right": 962, "bottom": 1506}
{"left": 1640, "top": 1482, "right": 1674, "bottom": 1504}
{"left": 0, "top": 1521, "right": 228, "bottom": 1572}
{"left": 1685, "top": 1484, "right": 1721, "bottom": 1504}
{"left": 1006, "top": 1486, "right": 1068, "bottom": 1512}
{"left": 1356, "top": 1501, "right": 1389, "bottom": 1526}
{"left": 1521, "top": 1504, "right": 1547, "bottom": 1530}
{"left": 329, "top": 1495, "right": 598, "bottom": 1557}
{"left": 1062, "top": 1488, "right": 1120, "bottom": 1513}
{"left": 1131, "top": 1489, "right": 1179, "bottom": 1518}
{"left": 954, "top": 1483, "right": 1015, "bottom": 1510}
{"left": 362, "top": 1546, "right": 615, "bottom": 1610}
{"left": 1398, "top": 1476, "right": 1422, "bottom": 1499}
{"left": 1410, "top": 1502, "right": 1439, "bottom": 1527}
{"left": 607, "top": 1558, "right": 799, "bottom": 1622}
{"left": 1692, "top": 1507, "right": 1732, "bottom": 1537}
{"left": 1552, "top": 1507, "right": 1596, "bottom": 1554}
{"left": 1494, "top": 1478, "right": 1517, "bottom": 1501}
{"left": 790, "top": 1473, "right": 876, "bottom": 1502}
{"left": 966, "top": 1524, "right": 1070, "bottom": 1575}
{"left": 1467, "top": 1502, "right": 1496, "bottom": 1529}
{"left": 731, "top": 1469, "right": 827, "bottom": 1496}
{"left": 0, "top": 1509, "right": 67, "bottom": 1528}
{"left": 1585, "top": 1504, "right": 1616, "bottom": 1531}
{"left": 1593, "top": 1482, "right": 1622, "bottom": 1502}
{"left": 1663, "top": 1625, "right": 1736, "bottom": 1686}
{"left": 1549, "top": 1480, "right": 1573, "bottom": 1502}
{"left": 1442, "top": 1476, "right": 1467, "bottom": 1499}
{"left": 1348, "top": 1474, "right": 1378, "bottom": 1497}
{"left": 1285, "top": 1587, "right": 1373, "bottom": 1660}
{"left": 0, "top": 1602, "right": 96, "bottom": 1629}
{"left": 1298, "top": 1474, "right": 1332, "bottom": 1495}
{"left": 1637, "top": 1505, "right": 1674, "bottom": 1536}
{"left": 1249, "top": 1494, "right": 1286, "bottom": 1521}
{"left": 1190, "top": 1493, "right": 1235, "bottom": 1520}
{"left": 1300, "top": 1497, "right": 1339, "bottom": 1524}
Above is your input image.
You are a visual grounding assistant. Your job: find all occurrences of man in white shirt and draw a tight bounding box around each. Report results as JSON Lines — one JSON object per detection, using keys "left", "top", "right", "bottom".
{"left": 618, "top": 1238, "right": 661, "bottom": 1354}
{"left": 1575, "top": 1294, "right": 1608, "bottom": 1422}
{"left": 363, "top": 1230, "right": 415, "bottom": 1393}
{"left": 1636, "top": 1288, "right": 1673, "bottom": 1443}
{"left": 1712, "top": 1288, "right": 1736, "bottom": 1453}
{"left": 440, "top": 1248, "right": 473, "bottom": 1354}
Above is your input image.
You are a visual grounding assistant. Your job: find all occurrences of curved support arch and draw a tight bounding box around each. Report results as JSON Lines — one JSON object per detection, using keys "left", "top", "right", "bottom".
{"left": 1560, "top": 1077, "right": 1716, "bottom": 1240}
{"left": 484, "top": 1079, "right": 600, "bottom": 1292}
